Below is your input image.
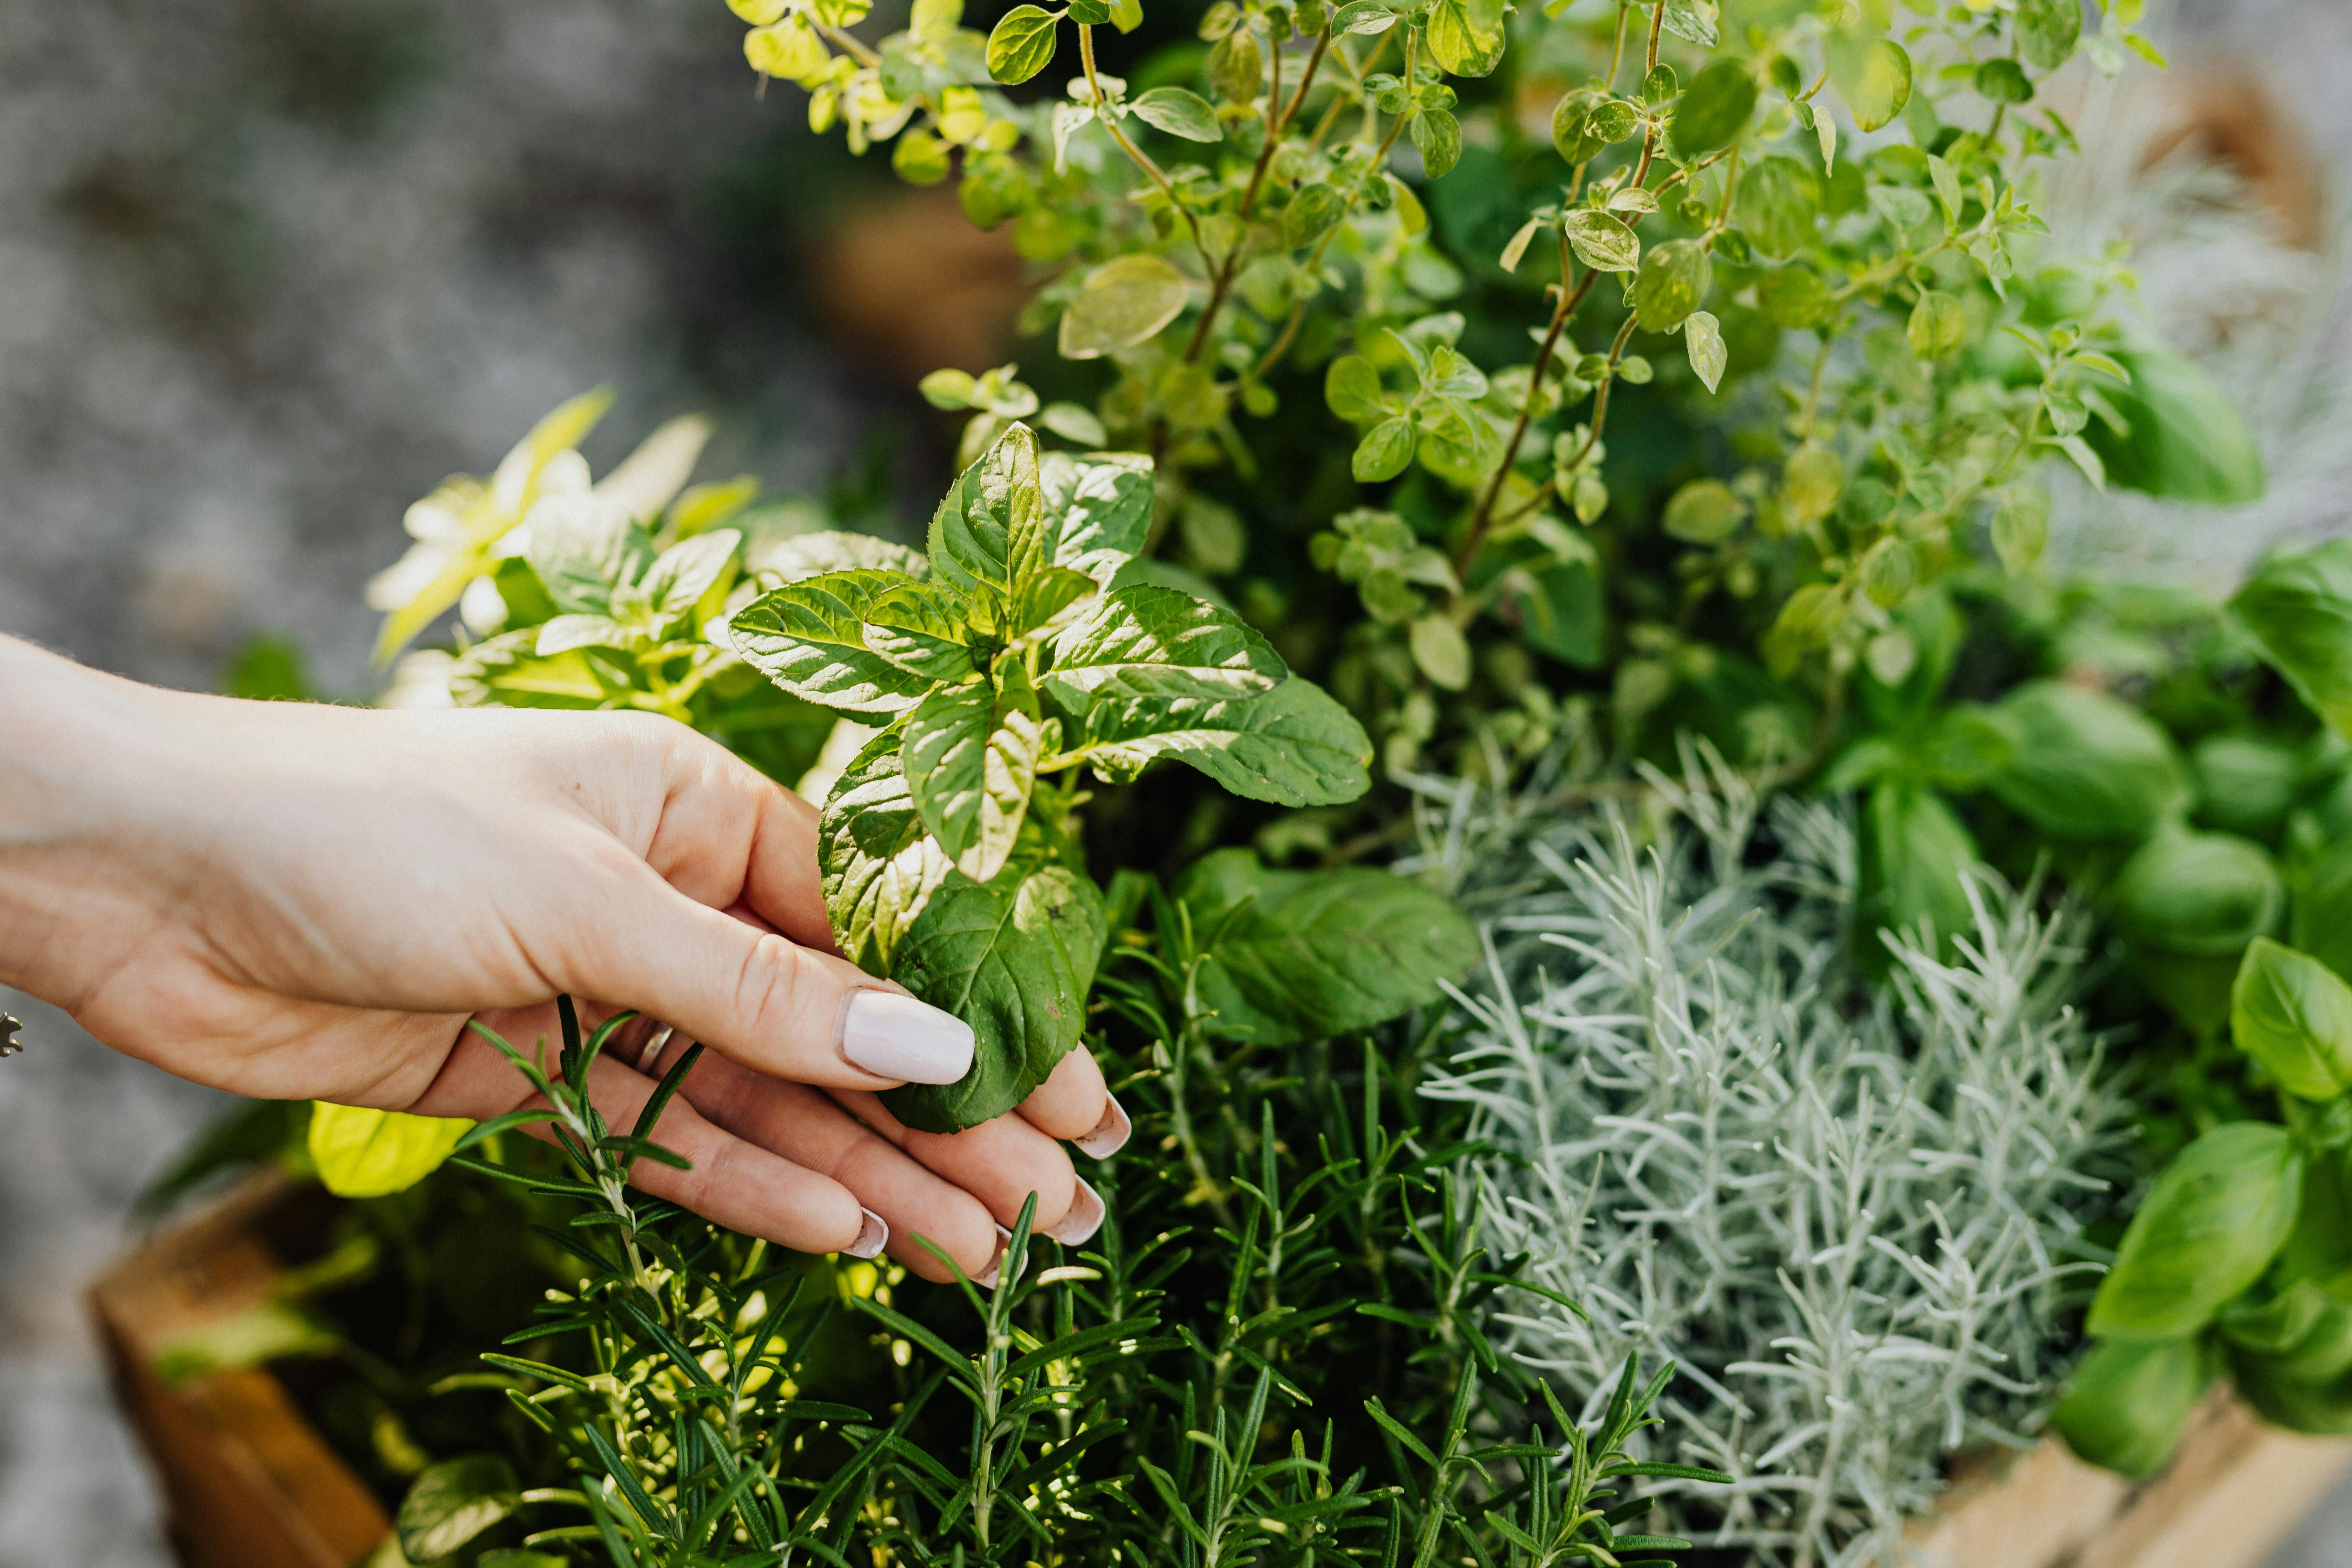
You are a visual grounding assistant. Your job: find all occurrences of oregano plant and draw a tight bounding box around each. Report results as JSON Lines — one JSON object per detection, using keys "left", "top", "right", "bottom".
{"left": 727, "top": 420, "right": 1372, "bottom": 1130}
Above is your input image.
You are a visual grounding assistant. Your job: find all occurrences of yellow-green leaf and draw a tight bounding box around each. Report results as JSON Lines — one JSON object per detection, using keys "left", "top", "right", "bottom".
{"left": 1059, "top": 255, "right": 1191, "bottom": 359}
{"left": 308, "top": 1104, "right": 472, "bottom": 1198}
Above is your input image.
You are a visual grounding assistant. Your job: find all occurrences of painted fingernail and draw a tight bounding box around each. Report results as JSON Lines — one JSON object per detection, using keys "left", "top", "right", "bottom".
{"left": 1073, "top": 1094, "right": 1132, "bottom": 1160}
{"left": 840, "top": 990, "right": 974, "bottom": 1084}
{"left": 1045, "top": 1178, "right": 1105, "bottom": 1246}
{"left": 977, "top": 1224, "right": 1012, "bottom": 1289}
{"left": 845, "top": 1208, "right": 889, "bottom": 1260}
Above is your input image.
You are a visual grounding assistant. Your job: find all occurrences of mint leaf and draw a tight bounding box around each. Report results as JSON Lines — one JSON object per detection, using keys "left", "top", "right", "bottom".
{"left": 862, "top": 580, "right": 980, "bottom": 683}
{"left": 1040, "top": 449, "right": 1153, "bottom": 581}
{"left": 536, "top": 613, "right": 643, "bottom": 656}
{"left": 902, "top": 668, "right": 1051, "bottom": 883}
{"left": 1173, "top": 848, "right": 1479, "bottom": 1045}
{"left": 1044, "top": 584, "right": 1287, "bottom": 707}
{"left": 882, "top": 858, "right": 1106, "bottom": 1134}
{"left": 931, "top": 422, "right": 1043, "bottom": 607}
{"left": 449, "top": 629, "right": 622, "bottom": 709}
{"left": 729, "top": 568, "right": 934, "bottom": 718}
{"left": 820, "top": 728, "right": 955, "bottom": 972}
{"left": 1078, "top": 678, "right": 1371, "bottom": 806}
{"left": 748, "top": 529, "right": 931, "bottom": 584}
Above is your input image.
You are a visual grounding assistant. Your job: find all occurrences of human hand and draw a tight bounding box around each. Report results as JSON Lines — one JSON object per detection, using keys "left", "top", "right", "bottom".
{"left": 0, "top": 637, "right": 1126, "bottom": 1281}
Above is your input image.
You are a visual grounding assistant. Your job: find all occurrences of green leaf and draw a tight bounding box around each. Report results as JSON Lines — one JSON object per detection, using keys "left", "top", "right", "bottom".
{"left": 1857, "top": 783, "right": 1978, "bottom": 964}
{"left": 730, "top": 569, "right": 934, "bottom": 717}
{"left": 1009, "top": 565, "right": 1100, "bottom": 648}
{"left": 1734, "top": 155, "right": 1818, "bottom": 258}
{"left": 902, "top": 672, "right": 1049, "bottom": 883}
{"left": 1206, "top": 29, "right": 1263, "bottom": 102}
{"left": 1043, "top": 584, "right": 1286, "bottom": 707}
{"left": 2052, "top": 1338, "right": 2213, "bottom": 1478}
{"left": 445, "top": 629, "right": 615, "bottom": 710}
{"left": 398, "top": 1455, "right": 522, "bottom": 1563}
{"left": 820, "top": 729, "right": 955, "bottom": 973}
{"left": 1974, "top": 57, "right": 2032, "bottom": 104}
{"left": 986, "top": 4, "right": 1059, "bottom": 83}
{"left": 931, "top": 421, "right": 1044, "bottom": 607}
{"left": 881, "top": 859, "right": 1107, "bottom": 1133}
{"left": 1632, "top": 238, "right": 1711, "bottom": 333}
{"left": 1077, "top": 678, "right": 1371, "bottom": 806}
{"left": 1353, "top": 417, "right": 1415, "bottom": 482}
{"left": 536, "top": 613, "right": 641, "bottom": 656}
{"left": 1756, "top": 266, "right": 1830, "bottom": 328}
{"left": 1990, "top": 488, "right": 2047, "bottom": 574}
{"left": 2112, "top": 829, "right": 2282, "bottom": 961}
{"left": 1060, "top": 255, "right": 1192, "bottom": 359}
{"left": 862, "top": 581, "right": 980, "bottom": 683}
{"left": 1410, "top": 107, "right": 1463, "bottom": 180}
{"left": 1661, "top": 479, "right": 1746, "bottom": 543}
{"left": 1682, "top": 310, "right": 1727, "bottom": 395}
{"left": 1667, "top": 58, "right": 1756, "bottom": 158}
{"left": 1907, "top": 290, "right": 1965, "bottom": 359}
{"left": 1829, "top": 36, "right": 1911, "bottom": 132}
{"left": 308, "top": 1104, "right": 471, "bottom": 1198}
{"left": 1040, "top": 449, "right": 1155, "bottom": 579}
{"left": 637, "top": 528, "right": 741, "bottom": 625}
{"left": 1173, "top": 848, "right": 1479, "bottom": 1046}
{"left": 750, "top": 529, "right": 931, "bottom": 584}
{"left": 1659, "top": 0, "right": 1716, "bottom": 47}
{"left": 528, "top": 506, "right": 652, "bottom": 617}
{"left": 1424, "top": 0, "right": 1503, "bottom": 76}
{"left": 1986, "top": 680, "right": 2188, "bottom": 841}
{"left": 2086, "top": 1122, "right": 2303, "bottom": 1340}
{"left": 2231, "top": 540, "right": 2352, "bottom": 740}
{"left": 1129, "top": 85, "right": 1222, "bottom": 141}
{"left": 2016, "top": 0, "right": 2082, "bottom": 69}
{"left": 1326, "top": 355, "right": 1387, "bottom": 423}
{"left": 2232, "top": 937, "right": 2352, "bottom": 1101}
{"left": 1561, "top": 209, "right": 1639, "bottom": 272}
{"left": 2085, "top": 347, "right": 2261, "bottom": 503}
{"left": 1408, "top": 613, "right": 1471, "bottom": 690}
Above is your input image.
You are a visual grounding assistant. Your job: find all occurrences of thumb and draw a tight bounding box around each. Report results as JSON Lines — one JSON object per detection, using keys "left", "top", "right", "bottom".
{"left": 562, "top": 870, "right": 974, "bottom": 1090}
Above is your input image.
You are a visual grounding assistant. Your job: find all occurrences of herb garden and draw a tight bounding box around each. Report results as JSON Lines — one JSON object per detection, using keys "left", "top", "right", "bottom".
{"left": 112, "top": 0, "right": 2352, "bottom": 1562}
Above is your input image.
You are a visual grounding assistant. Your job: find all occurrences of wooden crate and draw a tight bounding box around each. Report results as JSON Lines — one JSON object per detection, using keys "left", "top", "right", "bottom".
{"left": 92, "top": 1172, "right": 2352, "bottom": 1568}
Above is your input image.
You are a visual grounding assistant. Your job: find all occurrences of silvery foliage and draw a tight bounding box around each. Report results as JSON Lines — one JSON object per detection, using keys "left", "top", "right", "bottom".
{"left": 1407, "top": 746, "right": 2134, "bottom": 1568}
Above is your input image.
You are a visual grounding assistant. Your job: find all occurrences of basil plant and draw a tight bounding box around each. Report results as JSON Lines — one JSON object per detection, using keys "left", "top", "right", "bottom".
{"left": 728, "top": 421, "right": 1372, "bottom": 1130}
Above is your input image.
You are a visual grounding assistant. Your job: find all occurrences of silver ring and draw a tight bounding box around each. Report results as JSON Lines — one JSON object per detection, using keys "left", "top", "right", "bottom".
{"left": 637, "top": 1023, "right": 677, "bottom": 1075}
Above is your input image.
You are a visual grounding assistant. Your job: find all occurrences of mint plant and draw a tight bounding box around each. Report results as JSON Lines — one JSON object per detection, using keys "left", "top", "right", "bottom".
{"left": 728, "top": 420, "right": 1373, "bottom": 1130}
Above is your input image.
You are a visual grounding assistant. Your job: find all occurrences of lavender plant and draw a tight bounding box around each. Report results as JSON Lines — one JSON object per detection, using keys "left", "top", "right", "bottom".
{"left": 1417, "top": 747, "right": 2133, "bottom": 1568}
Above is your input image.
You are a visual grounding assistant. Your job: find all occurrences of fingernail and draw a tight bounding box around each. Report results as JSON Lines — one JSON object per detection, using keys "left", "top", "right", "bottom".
{"left": 845, "top": 1208, "right": 888, "bottom": 1260}
{"left": 977, "top": 1224, "right": 1012, "bottom": 1289}
{"left": 1045, "top": 1178, "right": 1104, "bottom": 1246}
{"left": 840, "top": 990, "right": 975, "bottom": 1084}
{"left": 1073, "top": 1094, "right": 1132, "bottom": 1160}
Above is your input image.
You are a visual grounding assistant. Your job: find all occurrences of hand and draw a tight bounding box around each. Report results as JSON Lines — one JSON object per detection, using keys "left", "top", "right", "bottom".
{"left": 0, "top": 637, "right": 1128, "bottom": 1281}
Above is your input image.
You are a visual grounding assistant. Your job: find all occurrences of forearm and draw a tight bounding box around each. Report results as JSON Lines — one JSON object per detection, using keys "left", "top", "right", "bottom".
{"left": 0, "top": 636, "right": 195, "bottom": 1006}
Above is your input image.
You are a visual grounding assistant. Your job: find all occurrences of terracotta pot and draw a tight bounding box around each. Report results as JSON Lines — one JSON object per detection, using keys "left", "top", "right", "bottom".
{"left": 92, "top": 1171, "right": 2352, "bottom": 1568}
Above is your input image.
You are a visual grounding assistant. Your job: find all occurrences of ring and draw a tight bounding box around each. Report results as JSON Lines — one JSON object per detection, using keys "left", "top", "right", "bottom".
{"left": 636, "top": 1023, "right": 677, "bottom": 1076}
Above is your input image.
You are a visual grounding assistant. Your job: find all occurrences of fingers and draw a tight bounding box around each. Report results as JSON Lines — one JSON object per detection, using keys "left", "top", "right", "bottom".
{"left": 555, "top": 861, "right": 974, "bottom": 1092}
{"left": 635, "top": 726, "right": 834, "bottom": 952}
{"left": 408, "top": 1011, "right": 882, "bottom": 1258}
{"left": 1016, "top": 1049, "right": 1130, "bottom": 1157}
{"left": 668, "top": 1044, "right": 1002, "bottom": 1284}
{"left": 830, "top": 1087, "right": 1101, "bottom": 1248}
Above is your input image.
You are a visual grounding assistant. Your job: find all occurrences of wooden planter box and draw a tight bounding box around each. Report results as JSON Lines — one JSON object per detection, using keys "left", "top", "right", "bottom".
{"left": 93, "top": 1172, "right": 2352, "bottom": 1568}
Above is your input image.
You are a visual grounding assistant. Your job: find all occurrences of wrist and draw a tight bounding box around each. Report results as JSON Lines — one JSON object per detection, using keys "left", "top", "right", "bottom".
{"left": 0, "top": 638, "right": 197, "bottom": 1006}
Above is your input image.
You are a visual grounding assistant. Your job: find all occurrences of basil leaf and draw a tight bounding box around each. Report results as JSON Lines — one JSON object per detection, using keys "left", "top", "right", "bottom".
{"left": 748, "top": 528, "right": 931, "bottom": 584}
{"left": 528, "top": 500, "right": 653, "bottom": 616}
{"left": 901, "top": 669, "right": 1049, "bottom": 884}
{"left": 398, "top": 1455, "right": 522, "bottom": 1563}
{"left": 1856, "top": 783, "right": 1978, "bottom": 964}
{"left": 2051, "top": 1337, "right": 2212, "bottom": 1479}
{"left": 1040, "top": 448, "right": 1155, "bottom": 581}
{"left": 1172, "top": 848, "right": 1478, "bottom": 1046}
{"left": 930, "top": 421, "right": 1044, "bottom": 608}
{"left": 2111, "top": 828, "right": 2282, "bottom": 959}
{"left": 2295, "top": 840, "right": 2352, "bottom": 987}
{"left": 308, "top": 1104, "right": 472, "bottom": 1198}
{"left": 881, "top": 859, "right": 1107, "bottom": 1133}
{"left": 2084, "top": 346, "right": 2263, "bottom": 505}
{"left": 2086, "top": 1122, "right": 2303, "bottom": 1340}
{"left": 862, "top": 580, "right": 980, "bottom": 683}
{"left": 448, "top": 629, "right": 623, "bottom": 709}
{"left": 1078, "top": 678, "right": 1372, "bottom": 806}
{"left": 637, "top": 527, "right": 741, "bottom": 623}
{"left": 2229, "top": 1340, "right": 2352, "bottom": 1435}
{"left": 2231, "top": 937, "right": 2352, "bottom": 1101}
{"left": 820, "top": 729, "right": 955, "bottom": 973}
{"left": 2231, "top": 539, "right": 2352, "bottom": 741}
{"left": 1043, "top": 584, "right": 1287, "bottom": 708}
{"left": 1984, "top": 680, "right": 2188, "bottom": 841}
{"left": 729, "top": 568, "right": 934, "bottom": 718}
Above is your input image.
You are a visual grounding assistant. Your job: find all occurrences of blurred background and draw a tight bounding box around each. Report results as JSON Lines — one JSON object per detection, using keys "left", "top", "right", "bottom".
{"left": 2, "top": 0, "right": 2349, "bottom": 1562}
